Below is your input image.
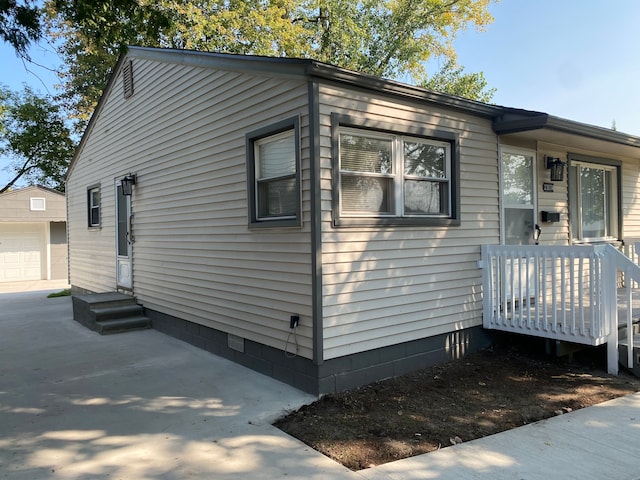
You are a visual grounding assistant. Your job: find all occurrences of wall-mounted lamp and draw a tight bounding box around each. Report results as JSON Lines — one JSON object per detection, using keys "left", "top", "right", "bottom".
{"left": 121, "top": 174, "right": 137, "bottom": 195}
{"left": 545, "top": 157, "right": 566, "bottom": 182}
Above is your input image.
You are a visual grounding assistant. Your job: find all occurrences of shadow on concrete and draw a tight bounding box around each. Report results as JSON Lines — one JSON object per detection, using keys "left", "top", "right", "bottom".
{"left": 0, "top": 291, "right": 354, "bottom": 479}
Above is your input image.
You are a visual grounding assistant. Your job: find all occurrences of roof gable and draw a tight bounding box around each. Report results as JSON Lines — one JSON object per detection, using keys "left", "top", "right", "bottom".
{"left": 66, "top": 46, "right": 640, "bottom": 180}
{"left": 0, "top": 185, "right": 64, "bottom": 199}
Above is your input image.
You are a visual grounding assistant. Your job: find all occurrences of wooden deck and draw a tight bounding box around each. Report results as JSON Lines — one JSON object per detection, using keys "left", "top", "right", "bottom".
{"left": 481, "top": 244, "right": 640, "bottom": 373}
{"left": 496, "top": 288, "right": 640, "bottom": 346}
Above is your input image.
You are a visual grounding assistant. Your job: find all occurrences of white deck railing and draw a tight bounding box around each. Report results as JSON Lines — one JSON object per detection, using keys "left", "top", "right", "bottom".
{"left": 481, "top": 244, "right": 640, "bottom": 374}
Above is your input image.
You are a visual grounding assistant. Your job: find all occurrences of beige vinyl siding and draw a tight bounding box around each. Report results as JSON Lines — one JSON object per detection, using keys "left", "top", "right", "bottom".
{"left": 534, "top": 148, "right": 569, "bottom": 244}
{"left": 67, "top": 56, "right": 314, "bottom": 358}
{"left": 318, "top": 84, "right": 499, "bottom": 360}
{"left": 530, "top": 141, "right": 640, "bottom": 244}
{"left": 498, "top": 138, "right": 640, "bottom": 246}
{"left": 622, "top": 157, "right": 640, "bottom": 237}
{"left": 0, "top": 187, "right": 66, "bottom": 221}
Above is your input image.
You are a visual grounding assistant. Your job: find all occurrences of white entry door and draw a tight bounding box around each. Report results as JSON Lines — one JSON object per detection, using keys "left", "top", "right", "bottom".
{"left": 116, "top": 181, "right": 133, "bottom": 289}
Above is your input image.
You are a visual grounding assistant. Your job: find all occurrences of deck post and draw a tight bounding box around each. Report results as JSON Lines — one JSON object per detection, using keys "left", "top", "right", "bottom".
{"left": 603, "top": 251, "right": 619, "bottom": 375}
{"left": 480, "top": 244, "right": 492, "bottom": 329}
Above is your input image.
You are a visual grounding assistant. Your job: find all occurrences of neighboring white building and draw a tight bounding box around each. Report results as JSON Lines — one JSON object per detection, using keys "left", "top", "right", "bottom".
{"left": 65, "top": 47, "right": 640, "bottom": 394}
{"left": 0, "top": 185, "right": 68, "bottom": 282}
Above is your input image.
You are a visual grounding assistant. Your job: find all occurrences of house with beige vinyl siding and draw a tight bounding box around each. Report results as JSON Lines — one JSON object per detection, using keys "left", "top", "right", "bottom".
{"left": 66, "top": 46, "right": 640, "bottom": 394}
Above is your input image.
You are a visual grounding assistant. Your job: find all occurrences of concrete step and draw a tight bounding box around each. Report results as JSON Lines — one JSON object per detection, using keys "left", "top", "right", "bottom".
{"left": 72, "top": 292, "right": 150, "bottom": 335}
{"left": 96, "top": 316, "right": 151, "bottom": 335}
{"left": 92, "top": 304, "right": 145, "bottom": 322}
{"left": 617, "top": 317, "right": 640, "bottom": 340}
{"left": 74, "top": 292, "right": 137, "bottom": 309}
{"left": 618, "top": 334, "right": 640, "bottom": 377}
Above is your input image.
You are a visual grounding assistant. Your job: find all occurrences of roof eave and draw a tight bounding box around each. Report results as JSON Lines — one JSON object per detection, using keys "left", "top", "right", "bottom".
{"left": 307, "top": 62, "right": 502, "bottom": 119}
{"left": 130, "top": 47, "right": 504, "bottom": 119}
{"left": 494, "top": 112, "right": 640, "bottom": 149}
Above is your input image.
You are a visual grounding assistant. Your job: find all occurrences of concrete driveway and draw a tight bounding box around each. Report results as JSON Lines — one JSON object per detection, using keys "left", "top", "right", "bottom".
{"left": 4, "top": 283, "right": 640, "bottom": 480}
{"left": 0, "top": 286, "right": 356, "bottom": 479}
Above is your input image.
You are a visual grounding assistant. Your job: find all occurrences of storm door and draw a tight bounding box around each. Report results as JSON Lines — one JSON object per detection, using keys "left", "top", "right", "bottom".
{"left": 500, "top": 148, "right": 537, "bottom": 245}
{"left": 500, "top": 147, "right": 537, "bottom": 302}
{"left": 115, "top": 181, "right": 133, "bottom": 289}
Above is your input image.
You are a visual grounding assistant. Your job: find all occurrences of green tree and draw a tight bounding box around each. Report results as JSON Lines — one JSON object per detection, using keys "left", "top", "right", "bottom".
{"left": 0, "top": 0, "right": 41, "bottom": 60}
{"left": 421, "top": 59, "right": 495, "bottom": 103}
{"left": 304, "top": 0, "right": 494, "bottom": 80}
{"left": 0, "top": 86, "right": 75, "bottom": 192}
{"left": 45, "top": 0, "right": 496, "bottom": 126}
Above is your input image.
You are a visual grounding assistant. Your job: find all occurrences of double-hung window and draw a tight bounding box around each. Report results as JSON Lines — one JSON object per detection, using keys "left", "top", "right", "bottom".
{"left": 88, "top": 186, "right": 101, "bottom": 227}
{"left": 246, "top": 117, "right": 300, "bottom": 227}
{"left": 333, "top": 114, "right": 458, "bottom": 226}
{"left": 569, "top": 156, "right": 620, "bottom": 242}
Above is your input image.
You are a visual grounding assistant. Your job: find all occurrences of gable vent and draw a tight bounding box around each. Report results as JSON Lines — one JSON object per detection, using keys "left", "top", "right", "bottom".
{"left": 122, "top": 60, "right": 134, "bottom": 99}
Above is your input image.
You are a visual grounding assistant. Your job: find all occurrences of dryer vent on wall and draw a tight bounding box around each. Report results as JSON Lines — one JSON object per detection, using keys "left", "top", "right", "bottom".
{"left": 123, "top": 60, "right": 134, "bottom": 99}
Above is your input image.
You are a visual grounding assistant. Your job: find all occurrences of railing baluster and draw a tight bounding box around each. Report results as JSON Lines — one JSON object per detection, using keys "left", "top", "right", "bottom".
{"left": 500, "top": 250, "right": 507, "bottom": 327}
{"left": 579, "top": 256, "right": 586, "bottom": 337}
{"left": 534, "top": 250, "right": 540, "bottom": 332}
{"left": 584, "top": 254, "right": 602, "bottom": 340}
{"left": 626, "top": 267, "right": 633, "bottom": 368}
{"left": 560, "top": 255, "right": 567, "bottom": 334}
{"left": 490, "top": 252, "right": 497, "bottom": 326}
{"left": 526, "top": 254, "right": 532, "bottom": 330}
{"left": 569, "top": 252, "right": 576, "bottom": 335}
{"left": 551, "top": 251, "right": 557, "bottom": 333}
{"left": 515, "top": 250, "right": 521, "bottom": 328}
{"left": 509, "top": 250, "right": 515, "bottom": 327}
{"left": 542, "top": 251, "right": 548, "bottom": 332}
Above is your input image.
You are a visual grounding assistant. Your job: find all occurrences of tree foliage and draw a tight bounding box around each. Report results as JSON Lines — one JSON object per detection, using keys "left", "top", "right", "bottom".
{"left": 0, "top": 86, "right": 75, "bottom": 192}
{"left": 421, "top": 59, "right": 496, "bottom": 102}
{"left": 0, "top": 0, "right": 41, "bottom": 60}
{"left": 1, "top": 1, "right": 497, "bottom": 190}
{"left": 45, "top": 0, "right": 496, "bottom": 126}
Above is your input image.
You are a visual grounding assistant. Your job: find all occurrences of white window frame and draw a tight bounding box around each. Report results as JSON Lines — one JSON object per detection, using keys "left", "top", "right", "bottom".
{"left": 254, "top": 129, "right": 297, "bottom": 221}
{"left": 570, "top": 159, "right": 619, "bottom": 243}
{"left": 338, "top": 127, "right": 452, "bottom": 219}
{"left": 30, "top": 197, "right": 46, "bottom": 211}
{"left": 88, "top": 186, "right": 101, "bottom": 227}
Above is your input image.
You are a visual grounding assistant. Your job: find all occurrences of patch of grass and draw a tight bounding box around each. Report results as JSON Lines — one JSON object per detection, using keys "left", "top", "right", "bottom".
{"left": 47, "top": 289, "right": 71, "bottom": 298}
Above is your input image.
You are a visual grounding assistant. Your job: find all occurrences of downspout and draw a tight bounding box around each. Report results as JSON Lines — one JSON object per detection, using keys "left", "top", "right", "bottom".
{"left": 308, "top": 80, "right": 324, "bottom": 366}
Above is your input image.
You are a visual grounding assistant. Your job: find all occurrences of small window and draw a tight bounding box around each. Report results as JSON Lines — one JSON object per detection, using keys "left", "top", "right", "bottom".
{"left": 88, "top": 186, "right": 101, "bottom": 227}
{"left": 30, "top": 197, "right": 46, "bottom": 211}
{"left": 332, "top": 113, "right": 459, "bottom": 227}
{"left": 246, "top": 117, "right": 300, "bottom": 227}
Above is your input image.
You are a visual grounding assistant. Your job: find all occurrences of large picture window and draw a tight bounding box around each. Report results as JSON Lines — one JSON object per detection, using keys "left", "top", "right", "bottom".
{"left": 569, "top": 156, "right": 620, "bottom": 242}
{"left": 332, "top": 114, "right": 458, "bottom": 227}
{"left": 246, "top": 117, "right": 300, "bottom": 227}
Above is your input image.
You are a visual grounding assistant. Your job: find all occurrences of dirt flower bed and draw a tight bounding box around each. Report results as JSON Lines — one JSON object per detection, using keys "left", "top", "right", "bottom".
{"left": 274, "top": 342, "right": 640, "bottom": 471}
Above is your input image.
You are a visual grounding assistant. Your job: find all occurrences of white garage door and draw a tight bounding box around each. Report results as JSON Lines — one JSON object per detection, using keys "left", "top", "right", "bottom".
{"left": 0, "top": 232, "right": 43, "bottom": 282}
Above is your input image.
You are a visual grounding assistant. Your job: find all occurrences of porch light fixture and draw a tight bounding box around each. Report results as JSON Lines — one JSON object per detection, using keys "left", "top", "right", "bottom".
{"left": 546, "top": 157, "right": 566, "bottom": 182}
{"left": 121, "top": 174, "right": 136, "bottom": 195}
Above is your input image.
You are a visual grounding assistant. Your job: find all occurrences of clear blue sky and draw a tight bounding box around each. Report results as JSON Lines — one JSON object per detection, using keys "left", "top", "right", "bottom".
{"left": 1, "top": 0, "right": 639, "bottom": 186}
{"left": 448, "top": 0, "right": 640, "bottom": 134}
